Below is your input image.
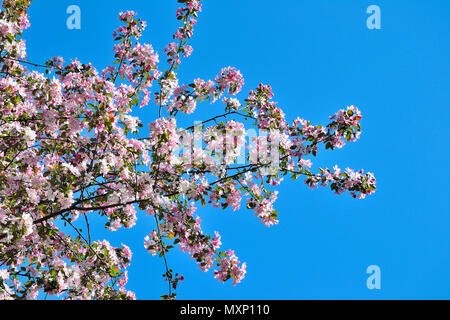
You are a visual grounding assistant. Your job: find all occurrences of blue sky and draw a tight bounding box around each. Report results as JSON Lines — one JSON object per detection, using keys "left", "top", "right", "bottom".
{"left": 24, "top": 0, "right": 449, "bottom": 299}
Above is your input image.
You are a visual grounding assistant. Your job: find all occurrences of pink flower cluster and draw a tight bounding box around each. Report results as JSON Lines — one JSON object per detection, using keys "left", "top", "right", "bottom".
{"left": 245, "top": 84, "right": 288, "bottom": 131}
{"left": 305, "top": 166, "right": 377, "bottom": 199}
{"left": 214, "top": 250, "right": 247, "bottom": 286}
{"left": 149, "top": 118, "right": 180, "bottom": 155}
{"left": 215, "top": 67, "right": 245, "bottom": 96}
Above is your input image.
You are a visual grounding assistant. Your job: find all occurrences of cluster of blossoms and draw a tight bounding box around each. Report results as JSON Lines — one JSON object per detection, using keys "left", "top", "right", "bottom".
{"left": 173, "top": 0, "right": 201, "bottom": 41}
{"left": 0, "top": 0, "right": 376, "bottom": 300}
{"left": 214, "top": 250, "right": 247, "bottom": 286}
{"left": 215, "top": 67, "right": 245, "bottom": 96}
{"left": 110, "top": 9, "right": 160, "bottom": 108}
{"left": 193, "top": 78, "right": 216, "bottom": 101}
{"left": 305, "top": 166, "right": 377, "bottom": 199}
{"left": 170, "top": 85, "right": 197, "bottom": 114}
{"left": 154, "top": 71, "right": 178, "bottom": 107}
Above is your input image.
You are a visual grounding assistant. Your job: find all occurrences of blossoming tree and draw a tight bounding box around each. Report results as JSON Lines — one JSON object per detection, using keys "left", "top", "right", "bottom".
{"left": 0, "top": 0, "right": 376, "bottom": 300}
